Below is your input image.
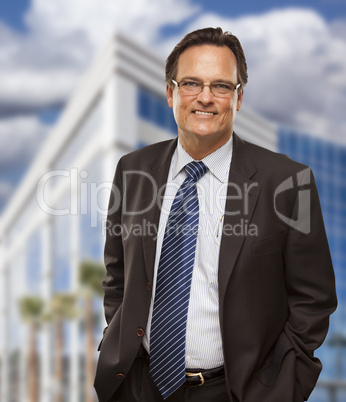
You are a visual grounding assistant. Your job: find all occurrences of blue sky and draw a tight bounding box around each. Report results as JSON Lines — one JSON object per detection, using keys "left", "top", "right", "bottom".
{"left": 184, "top": 0, "right": 346, "bottom": 23}
{"left": 1, "top": 0, "right": 345, "bottom": 33}
{"left": 0, "top": 0, "right": 345, "bottom": 214}
{"left": 0, "top": 0, "right": 30, "bottom": 31}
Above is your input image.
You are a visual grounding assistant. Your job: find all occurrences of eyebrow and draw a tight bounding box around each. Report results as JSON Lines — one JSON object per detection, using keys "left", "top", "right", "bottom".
{"left": 179, "top": 76, "right": 235, "bottom": 84}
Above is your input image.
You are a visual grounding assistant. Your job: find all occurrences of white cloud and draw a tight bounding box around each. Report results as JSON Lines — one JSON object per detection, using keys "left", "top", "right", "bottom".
{"left": 0, "top": 116, "right": 49, "bottom": 167}
{"left": 157, "top": 8, "right": 346, "bottom": 144}
{"left": 0, "top": 22, "right": 92, "bottom": 113}
{"left": 25, "top": 0, "right": 199, "bottom": 48}
{"left": 0, "top": 0, "right": 199, "bottom": 114}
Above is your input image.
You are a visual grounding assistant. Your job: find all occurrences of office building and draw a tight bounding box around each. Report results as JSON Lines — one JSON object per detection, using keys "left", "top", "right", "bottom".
{"left": 0, "top": 32, "right": 344, "bottom": 402}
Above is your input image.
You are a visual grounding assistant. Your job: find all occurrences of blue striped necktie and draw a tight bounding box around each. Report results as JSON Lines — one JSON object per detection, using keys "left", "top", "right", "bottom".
{"left": 149, "top": 161, "right": 208, "bottom": 399}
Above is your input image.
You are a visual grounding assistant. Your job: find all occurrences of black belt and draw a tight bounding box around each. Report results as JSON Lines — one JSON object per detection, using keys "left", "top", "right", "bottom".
{"left": 138, "top": 346, "right": 224, "bottom": 387}
{"left": 185, "top": 366, "right": 224, "bottom": 387}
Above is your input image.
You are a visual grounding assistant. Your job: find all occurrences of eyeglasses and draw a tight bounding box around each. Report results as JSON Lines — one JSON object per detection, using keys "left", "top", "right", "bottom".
{"left": 171, "top": 79, "right": 241, "bottom": 98}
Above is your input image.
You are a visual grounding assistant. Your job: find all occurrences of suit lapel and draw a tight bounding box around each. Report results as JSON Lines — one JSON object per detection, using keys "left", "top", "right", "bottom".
{"left": 140, "top": 135, "right": 261, "bottom": 299}
{"left": 218, "top": 134, "right": 262, "bottom": 304}
{"left": 141, "top": 138, "right": 178, "bottom": 283}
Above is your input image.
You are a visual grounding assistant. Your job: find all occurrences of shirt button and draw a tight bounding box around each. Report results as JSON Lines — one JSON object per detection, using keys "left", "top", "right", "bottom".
{"left": 116, "top": 373, "right": 125, "bottom": 379}
{"left": 186, "top": 356, "right": 191, "bottom": 363}
{"left": 146, "top": 282, "right": 151, "bottom": 291}
{"left": 136, "top": 328, "right": 144, "bottom": 337}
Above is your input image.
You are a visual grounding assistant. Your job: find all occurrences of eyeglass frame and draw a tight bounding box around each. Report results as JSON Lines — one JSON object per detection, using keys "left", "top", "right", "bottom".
{"left": 171, "top": 78, "right": 241, "bottom": 97}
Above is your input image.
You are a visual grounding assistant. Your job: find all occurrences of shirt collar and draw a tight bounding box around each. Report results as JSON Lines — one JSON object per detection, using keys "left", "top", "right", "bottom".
{"left": 172, "top": 135, "right": 233, "bottom": 183}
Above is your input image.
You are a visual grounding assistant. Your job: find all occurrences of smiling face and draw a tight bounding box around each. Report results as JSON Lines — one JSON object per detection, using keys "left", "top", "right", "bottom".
{"left": 166, "top": 45, "right": 243, "bottom": 158}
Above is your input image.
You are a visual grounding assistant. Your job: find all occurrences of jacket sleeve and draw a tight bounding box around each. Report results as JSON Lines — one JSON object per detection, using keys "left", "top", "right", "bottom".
{"left": 282, "top": 168, "right": 337, "bottom": 400}
{"left": 102, "top": 158, "right": 125, "bottom": 325}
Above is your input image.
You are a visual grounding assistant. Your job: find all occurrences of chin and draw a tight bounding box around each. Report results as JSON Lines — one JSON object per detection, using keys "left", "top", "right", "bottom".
{"left": 189, "top": 125, "right": 215, "bottom": 135}
{"left": 193, "top": 129, "right": 223, "bottom": 139}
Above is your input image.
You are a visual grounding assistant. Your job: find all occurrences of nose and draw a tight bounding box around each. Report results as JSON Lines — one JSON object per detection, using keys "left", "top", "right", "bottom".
{"left": 197, "top": 84, "right": 214, "bottom": 104}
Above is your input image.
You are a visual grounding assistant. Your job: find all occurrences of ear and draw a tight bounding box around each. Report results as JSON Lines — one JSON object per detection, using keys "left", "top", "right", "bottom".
{"left": 236, "top": 89, "right": 243, "bottom": 111}
{"left": 166, "top": 85, "right": 173, "bottom": 108}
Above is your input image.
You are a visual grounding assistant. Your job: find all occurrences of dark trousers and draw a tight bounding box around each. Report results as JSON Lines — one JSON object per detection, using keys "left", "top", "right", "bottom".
{"left": 112, "top": 348, "right": 229, "bottom": 402}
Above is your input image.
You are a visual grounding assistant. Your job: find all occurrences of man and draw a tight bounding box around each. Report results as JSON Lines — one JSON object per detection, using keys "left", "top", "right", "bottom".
{"left": 94, "top": 27, "right": 337, "bottom": 402}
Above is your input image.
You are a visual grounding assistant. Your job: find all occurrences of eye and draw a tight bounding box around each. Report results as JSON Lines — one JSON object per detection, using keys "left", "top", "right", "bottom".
{"left": 212, "top": 83, "right": 232, "bottom": 91}
{"left": 181, "top": 81, "right": 200, "bottom": 87}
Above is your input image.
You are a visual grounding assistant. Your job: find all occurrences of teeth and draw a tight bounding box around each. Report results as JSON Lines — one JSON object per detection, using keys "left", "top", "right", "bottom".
{"left": 194, "top": 111, "right": 214, "bottom": 115}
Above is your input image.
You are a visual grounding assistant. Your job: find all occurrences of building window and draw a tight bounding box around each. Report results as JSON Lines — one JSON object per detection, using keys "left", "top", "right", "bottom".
{"left": 279, "top": 127, "right": 346, "bottom": 389}
{"left": 79, "top": 155, "right": 104, "bottom": 262}
{"left": 26, "top": 230, "right": 42, "bottom": 294}
{"left": 137, "top": 87, "right": 177, "bottom": 134}
{"left": 52, "top": 213, "right": 71, "bottom": 292}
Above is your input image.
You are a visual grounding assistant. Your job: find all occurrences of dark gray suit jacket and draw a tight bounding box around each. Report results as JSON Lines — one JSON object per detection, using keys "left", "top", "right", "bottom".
{"left": 94, "top": 133, "right": 337, "bottom": 402}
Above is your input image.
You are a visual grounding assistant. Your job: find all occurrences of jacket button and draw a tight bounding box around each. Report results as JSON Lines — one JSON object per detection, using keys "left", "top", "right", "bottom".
{"left": 146, "top": 282, "right": 151, "bottom": 291}
{"left": 116, "top": 373, "right": 125, "bottom": 379}
{"left": 136, "top": 328, "right": 144, "bottom": 337}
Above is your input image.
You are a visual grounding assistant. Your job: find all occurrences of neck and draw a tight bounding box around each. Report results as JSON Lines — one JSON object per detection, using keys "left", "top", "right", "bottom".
{"left": 179, "top": 132, "right": 233, "bottom": 160}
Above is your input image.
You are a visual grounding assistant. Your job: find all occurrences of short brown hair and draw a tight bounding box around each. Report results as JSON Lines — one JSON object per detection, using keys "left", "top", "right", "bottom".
{"left": 165, "top": 27, "right": 248, "bottom": 92}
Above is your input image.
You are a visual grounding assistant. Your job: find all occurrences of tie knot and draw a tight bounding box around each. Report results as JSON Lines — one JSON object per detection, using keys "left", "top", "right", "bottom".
{"left": 185, "top": 161, "right": 208, "bottom": 182}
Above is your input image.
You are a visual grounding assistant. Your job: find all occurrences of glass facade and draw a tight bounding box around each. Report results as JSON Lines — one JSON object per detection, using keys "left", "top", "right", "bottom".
{"left": 79, "top": 154, "right": 104, "bottom": 262}
{"left": 52, "top": 211, "right": 71, "bottom": 292}
{"left": 137, "top": 86, "right": 177, "bottom": 134}
{"left": 26, "top": 230, "right": 42, "bottom": 295}
{"left": 279, "top": 128, "right": 346, "bottom": 401}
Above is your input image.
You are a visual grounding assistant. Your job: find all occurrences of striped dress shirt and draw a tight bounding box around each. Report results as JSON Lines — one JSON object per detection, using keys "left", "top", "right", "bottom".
{"left": 143, "top": 136, "right": 233, "bottom": 369}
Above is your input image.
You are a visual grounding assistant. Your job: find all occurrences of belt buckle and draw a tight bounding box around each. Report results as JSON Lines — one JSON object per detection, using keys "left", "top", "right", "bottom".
{"left": 185, "top": 371, "right": 205, "bottom": 386}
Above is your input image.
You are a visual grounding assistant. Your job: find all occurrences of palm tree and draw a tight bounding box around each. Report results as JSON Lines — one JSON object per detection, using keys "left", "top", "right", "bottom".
{"left": 46, "top": 293, "right": 78, "bottom": 402}
{"left": 18, "top": 296, "right": 44, "bottom": 402}
{"left": 79, "top": 260, "right": 105, "bottom": 402}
